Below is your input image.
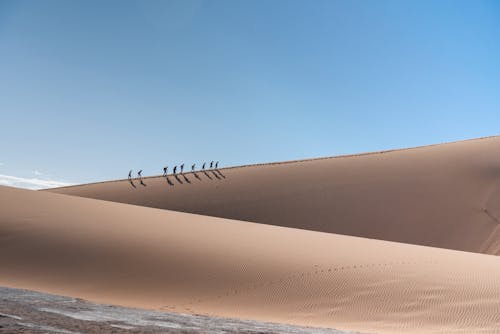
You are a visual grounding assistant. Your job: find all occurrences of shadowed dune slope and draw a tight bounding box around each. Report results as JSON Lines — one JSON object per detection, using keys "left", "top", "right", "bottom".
{"left": 2, "top": 185, "right": 500, "bottom": 333}
{"left": 49, "top": 136, "right": 500, "bottom": 255}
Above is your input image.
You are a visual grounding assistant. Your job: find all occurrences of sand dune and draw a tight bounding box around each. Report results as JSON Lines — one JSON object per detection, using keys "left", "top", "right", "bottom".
{"left": 2, "top": 185, "right": 500, "bottom": 333}
{"left": 48, "top": 136, "right": 500, "bottom": 255}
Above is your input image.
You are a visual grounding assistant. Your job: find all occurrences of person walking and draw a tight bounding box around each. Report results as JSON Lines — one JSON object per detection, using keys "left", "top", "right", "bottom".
{"left": 210, "top": 161, "right": 214, "bottom": 169}
{"left": 191, "top": 163, "right": 196, "bottom": 172}
{"left": 163, "top": 166, "right": 168, "bottom": 175}
{"left": 128, "top": 170, "right": 132, "bottom": 179}
{"left": 215, "top": 161, "right": 219, "bottom": 168}
{"left": 138, "top": 170, "right": 143, "bottom": 178}
{"left": 180, "top": 163, "right": 185, "bottom": 173}
{"left": 173, "top": 166, "right": 177, "bottom": 174}
{"left": 202, "top": 162, "right": 206, "bottom": 170}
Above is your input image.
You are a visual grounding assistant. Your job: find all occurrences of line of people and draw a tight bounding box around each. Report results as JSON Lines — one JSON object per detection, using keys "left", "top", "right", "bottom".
{"left": 128, "top": 161, "right": 220, "bottom": 180}
{"left": 163, "top": 161, "right": 219, "bottom": 176}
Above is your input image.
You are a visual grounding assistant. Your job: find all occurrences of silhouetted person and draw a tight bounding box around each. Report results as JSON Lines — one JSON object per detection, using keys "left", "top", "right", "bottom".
{"left": 215, "top": 161, "right": 219, "bottom": 168}
{"left": 202, "top": 162, "right": 206, "bottom": 170}
{"left": 128, "top": 170, "right": 132, "bottom": 179}
{"left": 163, "top": 166, "right": 168, "bottom": 175}
{"left": 210, "top": 161, "right": 214, "bottom": 169}
{"left": 180, "top": 163, "right": 185, "bottom": 173}
{"left": 191, "top": 164, "right": 195, "bottom": 172}
{"left": 138, "top": 170, "right": 143, "bottom": 178}
{"left": 173, "top": 166, "right": 177, "bottom": 174}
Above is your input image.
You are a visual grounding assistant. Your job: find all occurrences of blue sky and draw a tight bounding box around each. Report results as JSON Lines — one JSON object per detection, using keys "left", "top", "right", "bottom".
{"left": 1, "top": 0, "right": 499, "bottom": 188}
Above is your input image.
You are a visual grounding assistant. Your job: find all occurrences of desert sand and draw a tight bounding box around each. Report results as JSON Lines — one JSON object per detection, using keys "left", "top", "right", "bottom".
{"left": 48, "top": 136, "right": 500, "bottom": 255}
{"left": 2, "top": 167, "right": 500, "bottom": 333}
{"left": 2, "top": 136, "right": 500, "bottom": 333}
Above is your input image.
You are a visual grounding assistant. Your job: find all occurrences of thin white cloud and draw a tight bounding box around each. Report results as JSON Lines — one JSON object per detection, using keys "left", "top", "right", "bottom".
{"left": 0, "top": 174, "right": 72, "bottom": 190}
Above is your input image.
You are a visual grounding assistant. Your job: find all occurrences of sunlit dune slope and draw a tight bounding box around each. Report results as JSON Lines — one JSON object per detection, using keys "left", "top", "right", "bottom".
{"left": 2, "top": 185, "right": 500, "bottom": 333}
{"left": 48, "top": 136, "right": 500, "bottom": 255}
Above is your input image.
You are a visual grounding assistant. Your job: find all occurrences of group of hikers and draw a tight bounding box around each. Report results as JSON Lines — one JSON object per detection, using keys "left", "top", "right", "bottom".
{"left": 128, "top": 161, "right": 219, "bottom": 180}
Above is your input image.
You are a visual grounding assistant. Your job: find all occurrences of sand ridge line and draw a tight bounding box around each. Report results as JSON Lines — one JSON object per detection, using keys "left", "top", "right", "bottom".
{"left": 479, "top": 225, "right": 500, "bottom": 255}
{"left": 44, "top": 135, "right": 500, "bottom": 191}
{"left": 171, "top": 259, "right": 441, "bottom": 312}
{"left": 481, "top": 179, "right": 500, "bottom": 225}
{"left": 479, "top": 178, "right": 500, "bottom": 254}
{"left": 47, "top": 169, "right": 227, "bottom": 190}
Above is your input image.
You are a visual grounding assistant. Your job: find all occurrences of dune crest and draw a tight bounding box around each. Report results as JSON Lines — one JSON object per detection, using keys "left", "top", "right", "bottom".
{"left": 2, "top": 185, "right": 500, "bottom": 333}
{"left": 49, "top": 136, "right": 500, "bottom": 255}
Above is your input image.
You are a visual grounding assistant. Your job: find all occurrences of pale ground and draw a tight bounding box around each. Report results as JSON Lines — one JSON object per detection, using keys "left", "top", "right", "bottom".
{"left": 0, "top": 286, "right": 356, "bottom": 334}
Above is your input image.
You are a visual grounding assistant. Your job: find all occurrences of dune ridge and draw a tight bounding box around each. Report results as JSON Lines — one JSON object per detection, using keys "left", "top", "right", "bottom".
{"left": 52, "top": 135, "right": 500, "bottom": 190}
{"left": 48, "top": 136, "right": 500, "bottom": 255}
{"left": 2, "top": 185, "right": 500, "bottom": 333}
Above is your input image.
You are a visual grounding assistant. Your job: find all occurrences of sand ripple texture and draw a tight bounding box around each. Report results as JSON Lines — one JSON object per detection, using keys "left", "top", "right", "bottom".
{"left": 2, "top": 182, "right": 500, "bottom": 333}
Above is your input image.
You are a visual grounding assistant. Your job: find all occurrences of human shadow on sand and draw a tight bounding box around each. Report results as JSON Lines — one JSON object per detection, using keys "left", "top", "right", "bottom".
{"left": 182, "top": 174, "right": 191, "bottom": 184}
{"left": 211, "top": 171, "right": 221, "bottom": 180}
{"left": 174, "top": 175, "right": 184, "bottom": 184}
{"left": 203, "top": 171, "right": 213, "bottom": 180}
{"left": 164, "top": 176, "right": 174, "bottom": 186}
{"left": 214, "top": 169, "right": 226, "bottom": 179}
{"left": 164, "top": 175, "right": 174, "bottom": 187}
{"left": 140, "top": 180, "right": 147, "bottom": 187}
{"left": 128, "top": 179, "right": 137, "bottom": 188}
{"left": 193, "top": 172, "right": 202, "bottom": 181}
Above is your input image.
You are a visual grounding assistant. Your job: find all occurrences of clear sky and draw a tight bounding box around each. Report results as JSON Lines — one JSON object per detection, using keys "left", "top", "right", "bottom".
{"left": 1, "top": 0, "right": 499, "bottom": 188}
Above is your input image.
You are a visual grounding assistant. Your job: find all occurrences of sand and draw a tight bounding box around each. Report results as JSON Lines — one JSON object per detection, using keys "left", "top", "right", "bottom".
{"left": 48, "top": 136, "right": 500, "bottom": 255}
{"left": 2, "top": 182, "right": 500, "bottom": 333}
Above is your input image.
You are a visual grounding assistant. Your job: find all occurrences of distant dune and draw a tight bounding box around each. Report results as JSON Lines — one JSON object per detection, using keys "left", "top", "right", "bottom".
{"left": 49, "top": 136, "right": 500, "bottom": 255}
{"left": 2, "top": 185, "right": 500, "bottom": 333}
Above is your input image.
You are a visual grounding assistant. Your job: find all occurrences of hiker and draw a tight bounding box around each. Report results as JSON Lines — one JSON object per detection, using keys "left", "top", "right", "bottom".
{"left": 215, "top": 161, "right": 219, "bottom": 168}
{"left": 138, "top": 170, "right": 143, "bottom": 178}
{"left": 180, "top": 163, "right": 185, "bottom": 173}
{"left": 128, "top": 170, "right": 132, "bottom": 179}
{"left": 210, "top": 161, "right": 214, "bottom": 169}
{"left": 173, "top": 166, "right": 177, "bottom": 174}
{"left": 163, "top": 166, "right": 168, "bottom": 175}
{"left": 191, "top": 164, "right": 196, "bottom": 172}
{"left": 202, "top": 162, "right": 206, "bottom": 170}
